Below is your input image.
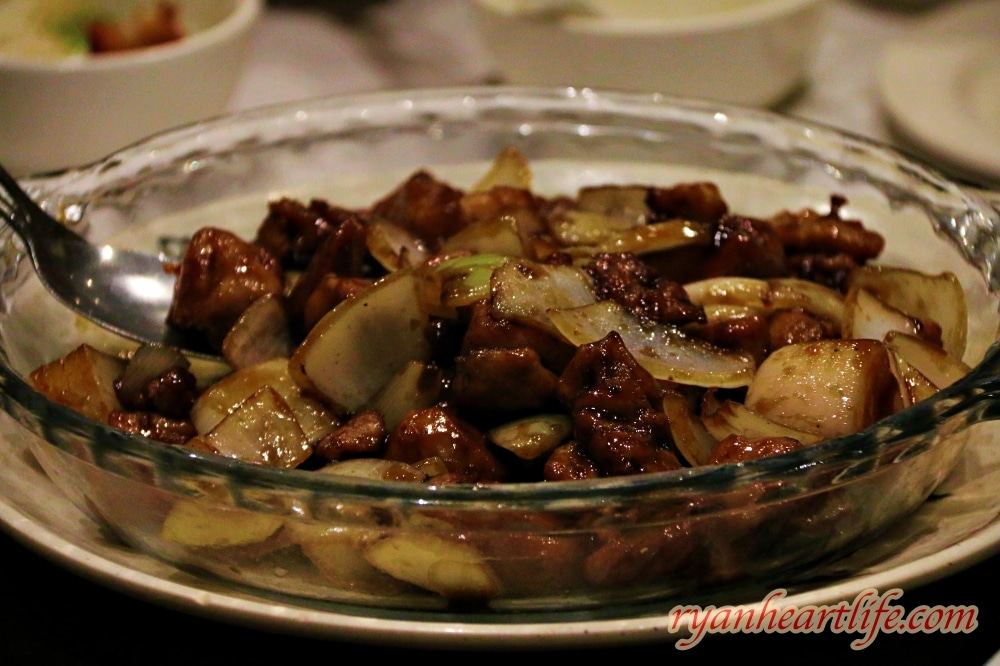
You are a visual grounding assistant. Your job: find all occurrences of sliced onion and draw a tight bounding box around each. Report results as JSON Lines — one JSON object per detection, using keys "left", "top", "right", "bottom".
{"left": 291, "top": 268, "right": 431, "bottom": 413}
{"left": 431, "top": 253, "right": 508, "bottom": 309}
{"left": 685, "top": 276, "right": 846, "bottom": 329}
{"left": 116, "top": 343, "right": 190, "bottom": 407}
{"left": 439, "top": 216, "right": 526, "bottom": 258}
{"left": 885, "top": 331, "right": 971, "bottom": 390}
{"left": 744, "top": 339, "right": 897, "bottom": 439}
{"left": 365, "top": 360, "right": 444, "bottom": 431}
{"left": 843, "top": 286, "right": 921, "bottom": 343}
{"left": 547, "top": 300, "right": 755, "bottom": 388}
{"left": 191, "top": 357, "right": 337, "bottom": 444}
{"left": 546, "top": 209, "right": 638, "bottom": 247}
{"left": 848, "top": 265, "right": 968, "bottom": 360}
{"left": 366, "top": 219, "right": 430, "bottom": 272}
{"left": 471, "top": 146, "right": 532, "bottom": 192}
{"left": 886, "top": 348, "right": 937, "bottom": 409}
{"left": 487, "top": 414, "right": 573, "bottom": 460}
{"left": 195, "top": 386, "right": 312, "bottom": 468}
{"left": 577, "top": 185, "right": 651, "bottom": 224}
{"left": 221, "top": 294, "right": 294, "bottom": 370}
{"left": 701, "top": 398, "right": 822, "bottom": 445}
{"left": 364, "top": 533, "right": 500, "bottom": 602}
{"left": 662, "top": 392, "right": 719, "bottom": 466}
{"left": 595, "top": 220, "right": 712, "bottom": 255}
{"left": 490, "top": 258, "right": 596, "bottom": 336}
{"left": 317, "top": 458, "right": 429, "bottom": 482}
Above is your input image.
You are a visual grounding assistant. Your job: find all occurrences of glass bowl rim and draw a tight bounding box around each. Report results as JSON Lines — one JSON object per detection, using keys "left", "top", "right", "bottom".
{"left": 2, "top": 84, "right": 999, "bottom": 508}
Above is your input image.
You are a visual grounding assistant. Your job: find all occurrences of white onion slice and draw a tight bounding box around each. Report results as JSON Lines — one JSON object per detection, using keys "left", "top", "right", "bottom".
{"left": 685, "top": 276, "right": 846, "bottom": 329}
{"left": 547, "top": 300, "right": 755, "bottom": 388}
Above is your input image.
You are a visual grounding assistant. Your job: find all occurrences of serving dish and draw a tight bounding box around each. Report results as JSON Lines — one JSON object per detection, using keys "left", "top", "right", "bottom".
{"left": 2, "top": 409, "right": 1000, "bottom": 649}
{"left": 472, "top": 0, "right": 824, "bottom": 107}
{"left": 1, "top": 87, "right": 999, "bottom": 614}
{"left": 0, "top": 0, "right": 262, "bottom": 176}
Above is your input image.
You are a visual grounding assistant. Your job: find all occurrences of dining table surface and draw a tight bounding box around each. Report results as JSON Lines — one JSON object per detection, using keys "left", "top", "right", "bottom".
{"left": 2, "top": 1, "right": 1000, "bottom": 663}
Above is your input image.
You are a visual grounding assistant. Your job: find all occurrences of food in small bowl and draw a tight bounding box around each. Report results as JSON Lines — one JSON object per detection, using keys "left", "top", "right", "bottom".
{"left": 1, "top": 88, "right": 999, "bottom": 613}
{"left": 0, "top": 0, "right": 262, "bottom": 176}
{"left": 472, "top": 0, "right": 824, "bottom": 106}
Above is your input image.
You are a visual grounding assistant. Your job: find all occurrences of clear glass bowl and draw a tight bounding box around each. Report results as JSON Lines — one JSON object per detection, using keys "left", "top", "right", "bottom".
{"left": 2, "top": 87, "right": 999, "bottom": 613}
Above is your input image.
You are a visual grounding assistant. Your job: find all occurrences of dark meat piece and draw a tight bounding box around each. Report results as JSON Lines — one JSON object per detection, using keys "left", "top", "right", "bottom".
{"left": 769, "top": 196, "right": 885, "bottom": 259}
{"left": 584, "top": 253, "right": 706, "bottom": 326}
{"left": 644, "top": 214, "right": 787, "bottom": 284}
{"left": 788, "top": 252, "right": 863, "bottom": 291}
{"left": 543, "top": 442, "right": 600, "bottom": 481}
{"left": 314, "top": 411, "right": 387, "bottom": 462}
{"left": 370, "top": 170, "right": 466, "bottom": 246}
{"left": 462, "top": 300, "right": 576, "bottom": 372}
{"left": 768, "top": 196, "right": 884, "bottom": 288}
{"left": 768, "top": 308, "right": 834, "bottom": 350}
{"left": 647, "top": 181, "right": 729, "bottom": 224}
{"left": 689, "top": 313, "right": 771, "bottom": 366}
{"left": 256, "top": 197, "right": 360, "bottom": 269}
{"left": 116, "top": 366, "right": 198, "bottom": 419}
{"left": 707, "top": 434, "right": 803, "bottom": 465}
{"left": 698, "top": 214, "right": 788, "bottom": 281}
{"left": 167, "top": 227, "right": 284, "bottom": 349}
{"left": 301, "top": 275, "right": 375, "bottom": 332}
{"left": 285, "top": 216, "right": 373, "bottom": 334}
{"left": 452, "top": 347, "right": 559, "bottom": 412}
{"left": 584, "top": 523, "right": 699, "bottom": 588}
{"left": 384, "top": 406, "right": 506, "bottom": 482}
{"left": 557, "top": 332, "right": 681, "bottom": 476}
{"left": 108, "top": 411, "right": 197, "bottom": 445}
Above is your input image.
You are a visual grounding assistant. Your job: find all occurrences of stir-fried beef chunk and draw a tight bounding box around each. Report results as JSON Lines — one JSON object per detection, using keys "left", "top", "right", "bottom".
{"left": 543, "top": 442, "right": 600, "bottom": 481}
{"left": 767, "top": 308, "right": 835, "bottom": 350}
{"left": 108, "top": 411, "right": 197, "bottom": 445}
{"left": 769, "top": 195, "right": 885, "bottom": 289}
{"left": 384, "top": 406, "right": 507, "bottom": 483}
{"left": 371, "top": 171, "right": 466, "bottom": 245}
{"left": 557, "top": 332, "right": 681, "bottom": 476}
{"left": 452, "top": 347, "right": 559, "bottom": 412}
{"left": 462, "top": 300, "right": 575, "bottom": 373}
{"left": 647, "top": 181, "right": 729, "bottom": 224}
{"left": 285, "top": 216, "right": 374, "bottom": 333}
{"left": 647, "top": 213, "right": 787, "bottom": 284}
{"left": 585, "top": 253, "right": 706, "bottom": 326}
{"left": 115, "top": 366, "right": 198, "bottom": 418}
{"left": 690, "top": 313, "right": 772, "bottom": 365}
{"left": 583, "top": 523, "right": 699, "bottom": 588}
{"left": 167, "top": 227, "right": 284, "bottom": 349}
{"left": 315, "top": 410, "right": 387, "bottom": 462}
{"left": 708, "top": 434, "right": 804, "bottom": 465}
{"left": 301, "top": 276, "right": 376, "bottom": 333}
{"left": 697, "top": 214, "right": 789, "bottom": 280}
{"left": 256, "top": 197, "right": 361, "bottom": 269}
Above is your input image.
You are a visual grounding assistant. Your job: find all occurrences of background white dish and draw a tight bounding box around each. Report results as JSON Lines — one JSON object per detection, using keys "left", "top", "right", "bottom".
{"left": 877, "top": 0, "right": 1000, "bottom": 185}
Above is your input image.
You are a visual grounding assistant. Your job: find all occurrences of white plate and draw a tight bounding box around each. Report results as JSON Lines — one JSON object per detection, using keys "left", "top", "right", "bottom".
{"left": 3, "top": 411, "right": 1000, "bottom": 650}
{"left": 877, "top": 0, "right": 1000, "bottom": 184}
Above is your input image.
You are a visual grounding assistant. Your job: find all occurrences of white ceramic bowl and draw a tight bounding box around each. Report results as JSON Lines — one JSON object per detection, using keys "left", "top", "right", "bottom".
{"left": 0, "top": 0, "right": 262, "bottom": 176}
{"left": 472, "top": 0, "right": 823, "bottom": 107}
